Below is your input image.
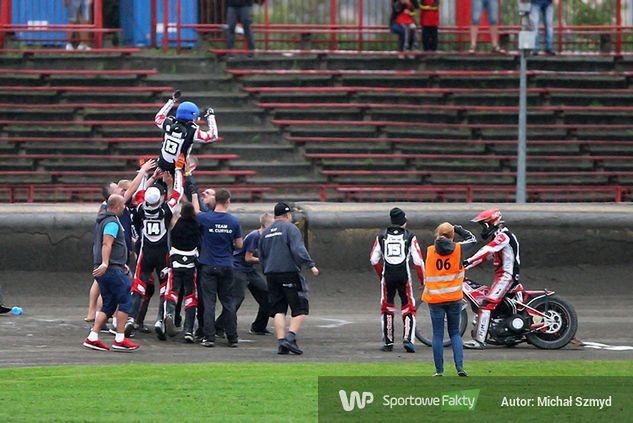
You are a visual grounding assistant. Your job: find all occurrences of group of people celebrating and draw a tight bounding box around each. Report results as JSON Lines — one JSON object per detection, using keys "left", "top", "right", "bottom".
{"left": 84, "top": 91, "right": 319, "bottom": 355}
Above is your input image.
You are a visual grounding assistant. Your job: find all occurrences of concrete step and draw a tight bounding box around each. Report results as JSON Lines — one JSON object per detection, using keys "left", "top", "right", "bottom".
{"left": 146, "top": 74, "right": 235, "bottom": 91}
{"left": 341, "top": 75, "right": 431, "bottom": 88}
{"left": 225, "top": 55, "right": 320, "bottom": 70}
{"left": 239, "top": 75, "right": 334, "bottom": 88}
{"left": 81, "top": 107, "right": 266, "bottom": 126}
{"left": 214, "top": 144, "right": 296, "bottom": 161}
{"left": 231, "top": 160, "right": 313, "bottom": 177}
{"left": 272, "top": 108, "right": 363, "bottom": 121}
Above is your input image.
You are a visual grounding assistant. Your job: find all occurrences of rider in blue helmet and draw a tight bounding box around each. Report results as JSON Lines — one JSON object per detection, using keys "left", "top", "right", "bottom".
{"left": 176, "top": 101, "right": 200, "bottom": 122}
{"left": 154, "top": 90, "right": 219, "bottom": 173}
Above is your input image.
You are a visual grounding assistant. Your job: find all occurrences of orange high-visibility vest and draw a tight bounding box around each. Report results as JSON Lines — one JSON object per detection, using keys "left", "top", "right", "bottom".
{"left": 422, "top": 243, "right": 464, "bottom": 304}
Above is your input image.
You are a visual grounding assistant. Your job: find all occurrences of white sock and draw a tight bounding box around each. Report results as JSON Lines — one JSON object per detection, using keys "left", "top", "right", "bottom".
{"left": 112, "top": 316, "right": 118, "bottom": 328}
{"left": 115, "top": 333, "right": 124, "bottom": 343}
{"left": 88, "top": 331, "right": 99, "bottom": 342}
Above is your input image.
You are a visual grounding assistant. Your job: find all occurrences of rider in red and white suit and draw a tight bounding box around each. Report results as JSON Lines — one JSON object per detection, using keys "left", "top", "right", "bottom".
{"left": 463, "top": 208, "right": 520, "bottom": 349}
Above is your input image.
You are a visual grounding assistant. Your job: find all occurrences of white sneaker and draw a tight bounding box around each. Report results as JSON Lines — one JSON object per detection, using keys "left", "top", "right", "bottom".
{"left": 463, "top": 340, "right": 486, "bottom": 349}
{"left": 65, "top": 43, "right": 74, "bottom": 51}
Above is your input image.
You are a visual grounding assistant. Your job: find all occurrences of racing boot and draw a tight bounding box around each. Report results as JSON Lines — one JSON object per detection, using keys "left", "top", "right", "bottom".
{"left": 164, "top": 300, "right": 178, "bottom": 337}
{"left": 464, "top": 309, "right": 490, "bottom": 349}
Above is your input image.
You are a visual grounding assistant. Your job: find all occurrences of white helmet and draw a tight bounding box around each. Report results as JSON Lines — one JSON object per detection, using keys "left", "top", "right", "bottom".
{"left": 144, "top": 186, "right": 163, "bottom": 210}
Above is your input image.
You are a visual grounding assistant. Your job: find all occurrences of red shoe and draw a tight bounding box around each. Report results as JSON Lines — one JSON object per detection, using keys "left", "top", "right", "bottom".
{"left": 83, "top": 338, "right": 110, "bottom": 351}
{"left": 112, "top": 338, "right": 140, "bottom": 352}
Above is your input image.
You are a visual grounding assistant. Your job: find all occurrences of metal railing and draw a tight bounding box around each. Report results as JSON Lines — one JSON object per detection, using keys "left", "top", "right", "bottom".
{"left": 1, "top": 0, "right": 633, "bottom": 53}
{"left": 2, "top": 184, "right": 630, "bottom": 203}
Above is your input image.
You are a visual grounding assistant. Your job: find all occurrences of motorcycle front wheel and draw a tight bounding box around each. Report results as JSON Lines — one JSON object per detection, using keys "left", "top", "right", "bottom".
{"left": 415, "top": 300, "right": 468, "bottom": 347}
{"left": 525, "top": 296, "right": 578, "bottom": 349}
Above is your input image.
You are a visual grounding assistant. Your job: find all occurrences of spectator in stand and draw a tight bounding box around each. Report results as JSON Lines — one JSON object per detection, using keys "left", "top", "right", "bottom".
{"left": 419, "top": 0, "right": 439, "bottom": 51}
{"left": 530, "top": 0, "right": 556, "bottom": 55}
{"left": 390, "top": 0, "right": 418, "bottom": 53}
{"left": 226, "top": 0, "right": 256, "bottom": 54}
{"left": 469, "top": 0, "right": 504, "bottom": 53}
{"left": 65, "top": 0, "right": 93, "bottom": 50}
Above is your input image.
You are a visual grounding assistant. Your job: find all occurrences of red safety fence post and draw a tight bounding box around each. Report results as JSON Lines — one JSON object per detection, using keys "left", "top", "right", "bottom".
{"left": 466, "top": 186, "right": 473, "bottom": 203}
{"left": 0, "top": 0, "right": 11, "bottom": 49}
{"left": 94, "top": 0, "right": 103, "bottom": 48}
{"left": 177, "top": 0, "right": 182, "bottom": 54}
{"left": 330, "top": 0, "right": 337, "bottom": 50}
{"left": 557, "top": 0, "right": 563, "bottom": 53}
{"left": 264, "top": 0, "right": 270, "bottom": 50}
{"left": 357, "top": 0, "right": 364, "bottom": 52}
{"left": 151, "top": 0, "right": 157, "bottom": 48}
{"left": 319, "top": 185, "right": 327, "bottom": 202}
{"left": 163, "top": 0, "right": 169, "bottom": 52}
{"left": 615, "top": 186, "right": 622, "bottom": 203}
{"left": 615, "top": 0, "right": 622, "bottom": 55}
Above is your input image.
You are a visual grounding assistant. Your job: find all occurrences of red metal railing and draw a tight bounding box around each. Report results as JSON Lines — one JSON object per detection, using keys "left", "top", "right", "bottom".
{"left": 2, "top": 184, "right": 630, "bottom": 204}
{"left": 1, "top": 0, "right": 631, "bottom": 53}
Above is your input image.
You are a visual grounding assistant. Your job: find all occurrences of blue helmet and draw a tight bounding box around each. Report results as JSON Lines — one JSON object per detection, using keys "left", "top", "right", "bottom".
{"left": 176, "top": 101, "right": 199, "bottom": 121}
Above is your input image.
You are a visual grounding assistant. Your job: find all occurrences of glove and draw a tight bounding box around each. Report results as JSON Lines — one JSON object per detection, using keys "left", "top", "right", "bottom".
{"left": 462, "top": 260, "right": 470, "bottom": 269}
{"left": 203, "top": 107, "right": 215, "bottom": 118}
{"left": 175, "top": 154, "right": 186, "bottom": 170}
{"left": 185, "top": 176, "right": 198, "bottom": 195}
{"left": 172, "top": 90, "right": 181, "bottom": 101}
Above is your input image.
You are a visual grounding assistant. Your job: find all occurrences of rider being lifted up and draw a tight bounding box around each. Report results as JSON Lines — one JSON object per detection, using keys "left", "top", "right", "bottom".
{"left": 155, "top": 90, "right": 219, "bottom": 173}
{"left": 463, "top": 208, "right": 521, "bottom": 350}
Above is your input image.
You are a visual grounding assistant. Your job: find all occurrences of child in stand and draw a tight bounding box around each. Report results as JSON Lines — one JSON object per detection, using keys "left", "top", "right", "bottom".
{"left": 420, "top": 0, "right": 440, "bottom": 51}
{"left": 390, "top": 0, "right": 418, "bottom": 53}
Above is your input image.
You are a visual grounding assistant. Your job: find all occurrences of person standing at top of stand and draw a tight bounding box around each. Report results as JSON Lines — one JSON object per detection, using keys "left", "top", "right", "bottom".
{"left": 154, "top": 90, "right": 219, "bottom": 173}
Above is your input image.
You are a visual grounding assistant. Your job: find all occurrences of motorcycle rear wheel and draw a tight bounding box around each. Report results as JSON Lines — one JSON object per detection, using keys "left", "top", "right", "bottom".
{"left": 415, "top": 301, "right": 468, "bottom": 347}
{"left": 525, "top": 296, "right": 578, "bottom": 349}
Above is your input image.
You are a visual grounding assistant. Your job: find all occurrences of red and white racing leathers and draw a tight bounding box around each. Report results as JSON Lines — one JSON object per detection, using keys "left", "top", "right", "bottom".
{"left": 464, "top": 226, "right": 520, "bottom": 343}
{"left": 370, "top": 227, "right": 425, "bottom": 346}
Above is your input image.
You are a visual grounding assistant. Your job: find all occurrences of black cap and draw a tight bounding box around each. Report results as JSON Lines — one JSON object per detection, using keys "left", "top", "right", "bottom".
{"left": 274, "top": 202, "right": 292, "bottom": 217}
{"left": 390, "top": 207, "right": 407, "bottom": 226}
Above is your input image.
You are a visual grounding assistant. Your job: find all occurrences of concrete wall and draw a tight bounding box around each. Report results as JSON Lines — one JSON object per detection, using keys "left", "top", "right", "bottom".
{"left": 2, "top": 203, "right": 632, "bottom": 272}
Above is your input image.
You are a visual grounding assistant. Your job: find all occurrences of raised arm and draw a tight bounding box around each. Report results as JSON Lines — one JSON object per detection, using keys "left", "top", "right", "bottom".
{"left": 193, "top": 107, "right": 219, "bottom": 143}
{"left": 155, "top": 90, "right": 181, "bottom": 128}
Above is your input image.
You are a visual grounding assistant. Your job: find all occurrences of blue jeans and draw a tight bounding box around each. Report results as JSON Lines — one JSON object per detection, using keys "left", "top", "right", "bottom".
{"left": 226, "top": 6, "right": 255, "bottom": 50}
{"left": 530, "top": 1, "right": 554, "bottom": 52}
{"left": 429, "top": 301, "right": 464, "bottom": 374}
{"left": 390, "top": 23, "right": 416, "bottom": 52}
{"left": 471, "top": 0, "right": 498, "bottom": 25}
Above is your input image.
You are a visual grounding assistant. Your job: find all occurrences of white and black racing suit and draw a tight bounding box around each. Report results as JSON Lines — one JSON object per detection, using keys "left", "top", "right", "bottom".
{"left": 154, "top": 99, "right": 219, "bottom": 172}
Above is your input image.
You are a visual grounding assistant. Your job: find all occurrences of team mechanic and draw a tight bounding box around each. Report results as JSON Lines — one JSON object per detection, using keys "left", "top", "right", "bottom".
{"left": 370, "top": 207, "right": 425, "bottom": 353}
{"left": 463, "top": 208, "right": 521, "bottom": 349}
{"left": 154, "top": 90, "right": 219, "bottom": 173}
{"left": 259, "top": 202, "right": 320, "bottom": 355}
{"left": 125, "top": 157, "right": 185, "bottom": 340}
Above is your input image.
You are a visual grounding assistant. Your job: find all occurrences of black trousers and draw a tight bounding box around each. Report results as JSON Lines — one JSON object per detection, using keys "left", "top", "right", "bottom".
{"left": 216, "top": 270, "right": 270, "bottom": 333}
{"left": 422, "top": 26, "right": 438, "bottom": 51}
{"left": 199, "top": 265, "right": 236, "bottom": 341}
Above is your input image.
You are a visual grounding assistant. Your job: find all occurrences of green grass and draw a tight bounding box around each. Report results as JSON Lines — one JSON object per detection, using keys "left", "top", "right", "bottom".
{"left": 0, "top": 361, "right": 631, "bottom": 422}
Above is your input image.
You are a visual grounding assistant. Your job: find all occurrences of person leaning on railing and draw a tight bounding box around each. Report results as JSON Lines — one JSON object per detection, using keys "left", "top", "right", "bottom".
{"left": 389, "top": 0, "right": 419, "bottom": 52}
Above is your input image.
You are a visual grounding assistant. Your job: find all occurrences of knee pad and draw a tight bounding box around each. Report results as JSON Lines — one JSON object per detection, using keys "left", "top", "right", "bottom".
{"left": 401, "top": 303, "right": 416, "bottom": 317}
{"left": 380, "top": 301, "right": 396, "bottom": 315}
{"left": 184, "top": 293, "right": 198, "bottom": 310}
{"left": 131, "top": 278, "right": 147, "bottom": 296}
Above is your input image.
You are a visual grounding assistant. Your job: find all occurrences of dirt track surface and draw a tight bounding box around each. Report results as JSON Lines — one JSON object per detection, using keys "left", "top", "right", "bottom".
{"left": 1, "top": 266, "right": 632, "bottom": 368}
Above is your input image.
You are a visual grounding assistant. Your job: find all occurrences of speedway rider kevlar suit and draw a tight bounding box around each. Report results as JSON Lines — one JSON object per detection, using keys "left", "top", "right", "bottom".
{"left": 464, "top": 226, "right": 520, "bottom": 343}
{"left": 370, "top": 226, "right": 425, "bottom": 347}
{"left": 154, "top": 98, "right": 219, "bottom": 173}
{"left": 129, "top": 168, "right": 184, "bottom": 324}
